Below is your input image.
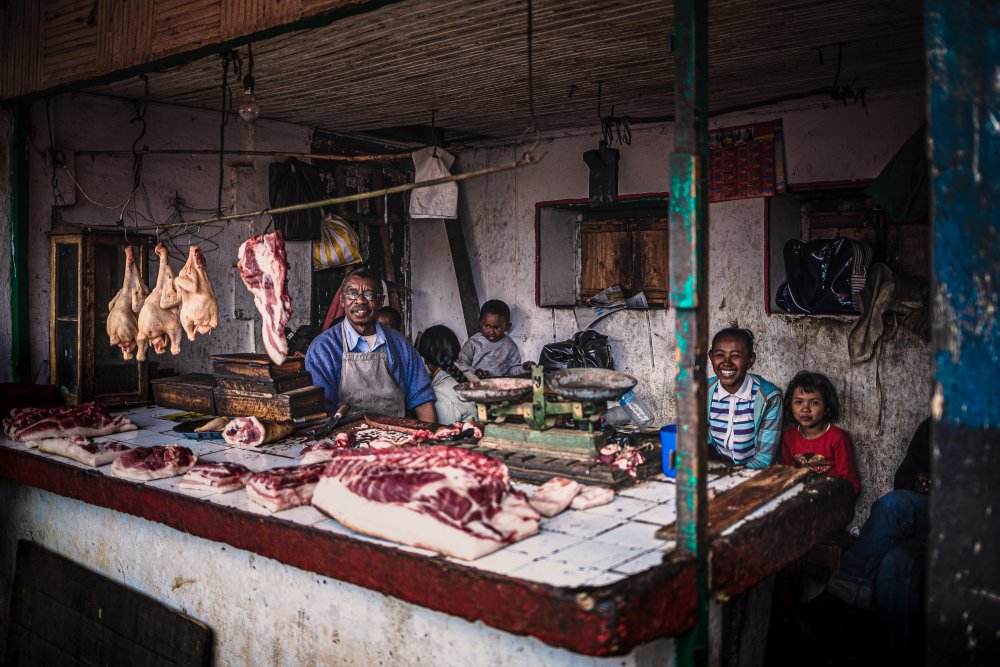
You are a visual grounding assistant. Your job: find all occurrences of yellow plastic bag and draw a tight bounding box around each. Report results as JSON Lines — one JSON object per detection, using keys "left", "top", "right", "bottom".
{"left": 312, "top": 213, "right": 362, "bottom": 270}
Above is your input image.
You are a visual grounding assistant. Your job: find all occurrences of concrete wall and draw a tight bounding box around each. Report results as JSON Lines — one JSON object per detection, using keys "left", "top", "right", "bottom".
{"left": 0, "top": 480, "right": 673, "bottom": 666}
{"left": 411, "top": 91, "right": 931, "bottom": 523}
{"left": 25, "top": 94, "right": 313, "bottom": 380}
{"left": 0, "top": 106, "right": 11, "bottom": 382}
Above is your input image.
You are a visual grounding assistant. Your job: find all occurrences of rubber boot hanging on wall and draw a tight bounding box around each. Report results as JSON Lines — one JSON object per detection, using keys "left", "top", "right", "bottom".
{"left": 583, "top": 144, "right": 620, "bottom": 207}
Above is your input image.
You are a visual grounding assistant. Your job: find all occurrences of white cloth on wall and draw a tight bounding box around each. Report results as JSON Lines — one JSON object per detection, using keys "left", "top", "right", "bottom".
{"left": 409, "top": 146, "right": 458, "bottom": 219}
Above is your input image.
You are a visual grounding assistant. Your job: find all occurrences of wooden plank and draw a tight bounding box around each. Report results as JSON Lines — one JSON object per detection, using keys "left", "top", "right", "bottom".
{"left": 444, "top": 216, "right": 482, "bottom": 338}
{"left": 8, "top": 540, "right": 211, "bottom": 666}
{"left": 655, "top": 466, "right": 811, "bottom": 540}
{"left": 213, "top": 385, "right": 325, "bottom": 420}
{"left": 580, "top": 223, "right": 630, "bottom": 298}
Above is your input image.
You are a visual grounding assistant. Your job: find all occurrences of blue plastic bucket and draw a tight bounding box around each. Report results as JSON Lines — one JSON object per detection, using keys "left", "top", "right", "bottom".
{"left": 660, "top": 424, "right": 677, "bottom": 478}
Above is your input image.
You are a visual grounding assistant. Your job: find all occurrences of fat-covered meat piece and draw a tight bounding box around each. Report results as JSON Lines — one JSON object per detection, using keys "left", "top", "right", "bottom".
{"left": 36, "top": 437, "right": 131, "bottom": 467}
{"left": 111, "top": 445, "right": 197, "bottom": 481}
{"left": 222, "top": 416, "right": 295, "bottom": 448}
{"left": 529, "top": 477, "right": 582, "bottom": 517}
{"left": 237, "top": 230, "right": 292, "bottom": 365}
{"left": 179, "top": 462, "right": 252, "bottom": 493}
{"left": 312, "top": 446, "right": 540, "bottom": 560}
{"left": 300, "top": 432, "right": 354, "bottom": 465}
{"left": 10, "top": 403, "right": 136, "bottom": 442}
{"left": 570, "top": 485, "right": 615, "bottom": 510}
{"left": 245, "top": 463, "right": 327, "bottom": 512}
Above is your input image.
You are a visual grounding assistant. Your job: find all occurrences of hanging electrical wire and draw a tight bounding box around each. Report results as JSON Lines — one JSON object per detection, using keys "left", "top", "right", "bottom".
{"left": 217, "top": 50, "right": 243, "bottom": 216}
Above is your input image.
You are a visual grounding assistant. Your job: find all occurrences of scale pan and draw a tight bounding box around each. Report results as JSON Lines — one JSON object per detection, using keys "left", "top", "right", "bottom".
{"left": 548, "top": 369, "right": 638, "bottom": 401}
{"left": 454, "top": 378, "right": 533, "bottom": 403}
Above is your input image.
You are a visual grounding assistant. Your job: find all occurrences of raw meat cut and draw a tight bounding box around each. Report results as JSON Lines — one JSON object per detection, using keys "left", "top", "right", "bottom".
{"left": 136, "top": 243, "right": 183, "bottom": 360}
{"left": 36, "top": 437, "right": 131, "bottom": 467}
{"left": 222, "top": 417, "right": 295, "bottom": 448}
{"left": 111, "top": 445, "right": 197, "bottom": 481}
{"left": 179, "top": 462, "right": 252, "bottom": 493}
{"left": 106, "top": 246, "right": 148, "bottom": 360}
{"left": 311, "top": 446, "right": 540, "bottom": 560}
{"left": 570, "top": 485, "right": 615, "bottom": 510}
{"left": 300, "top": 432, "right": 354, "bottom": 465}
{"left": 363, "top": 415, "right": 435, "bottom": 435}
{"left": 237, "top": 230, "right": 292, "bottom": 365}
{"left": 529, "top": 477, "right": 582, "bottom": 517}
{"left": 594, "top": 443, "right": 647, "bottom": 478}
{"left": 174, "top": 245, "right": 220, "bottom": 341}
{"left": 246, "top": 463, "right": 327, "bottom": 512}
{"left": 8, "top": 403, "right": 137, "bottom": 442}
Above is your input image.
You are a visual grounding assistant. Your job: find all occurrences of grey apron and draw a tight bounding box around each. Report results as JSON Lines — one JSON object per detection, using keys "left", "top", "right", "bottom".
{"left": 337, "top": 322, "right": 406, "bottom": 420}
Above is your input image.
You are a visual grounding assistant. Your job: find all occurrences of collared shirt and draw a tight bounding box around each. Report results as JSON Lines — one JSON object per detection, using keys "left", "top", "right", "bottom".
{"left": 305, "top": 321, "right": 434, "bottom": 412}
{"left": 709, "top": 374, "right": 758, "bottom": 464}
{"left": 342, "top": 321, "right": 393, "bottom": 364}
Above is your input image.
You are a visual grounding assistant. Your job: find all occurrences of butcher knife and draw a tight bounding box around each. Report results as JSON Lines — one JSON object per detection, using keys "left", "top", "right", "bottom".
{"left": 301, "top": 404, "right": 350, "bottom": 439}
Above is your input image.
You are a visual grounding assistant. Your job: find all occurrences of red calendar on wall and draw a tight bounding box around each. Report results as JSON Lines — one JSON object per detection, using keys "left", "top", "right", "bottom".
{"left": 708, "top": 119, "right": 786, "bottom": 202}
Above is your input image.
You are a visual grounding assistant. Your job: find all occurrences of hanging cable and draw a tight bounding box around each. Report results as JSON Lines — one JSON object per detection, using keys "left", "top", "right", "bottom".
{"left": 217, "top": 50, "right": 243, "bottom": 216}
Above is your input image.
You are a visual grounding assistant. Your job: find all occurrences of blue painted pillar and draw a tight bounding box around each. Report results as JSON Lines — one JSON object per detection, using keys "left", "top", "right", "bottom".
{"left": 926, "top": 1, "right": 1000, "bottom": 664}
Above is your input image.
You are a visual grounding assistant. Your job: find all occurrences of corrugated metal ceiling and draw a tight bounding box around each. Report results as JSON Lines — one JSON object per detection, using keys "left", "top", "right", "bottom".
{"left": 85, "top": 0, "right": 925, "bottom": 142}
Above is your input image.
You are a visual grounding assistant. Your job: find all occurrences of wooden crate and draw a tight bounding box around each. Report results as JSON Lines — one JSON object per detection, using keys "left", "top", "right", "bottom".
{"left": 214, "top": 371, "right": 313, "bottom": 395}
{"left": 151, "top": 373, "right": 217, "bottom": 414}
{"left": 213, "top": 385, "right": 325, "bottom": 421}
{"left": 209, "top": 353, "right": 305, "bottom": 380}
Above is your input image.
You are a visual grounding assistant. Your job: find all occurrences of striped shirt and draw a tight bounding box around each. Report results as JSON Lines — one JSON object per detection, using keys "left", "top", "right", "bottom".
{"left": 709, "top": 374, "right": 759, "bottom": 464}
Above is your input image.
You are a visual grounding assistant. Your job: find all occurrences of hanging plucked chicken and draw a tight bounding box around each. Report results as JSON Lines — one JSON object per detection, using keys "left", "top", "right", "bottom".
{"left": 174, "top": 245, "right": 220, "bottom": 341}
{"left": 136, "top": 243, "right": 184, "bottom": 360}
{"left": 106, "top": 246, "right": 149, "bottom": 359}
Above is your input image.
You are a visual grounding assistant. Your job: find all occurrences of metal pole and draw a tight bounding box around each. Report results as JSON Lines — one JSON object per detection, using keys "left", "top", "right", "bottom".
{"left": 670, "top": 0, "right": 709, "bottom": 665}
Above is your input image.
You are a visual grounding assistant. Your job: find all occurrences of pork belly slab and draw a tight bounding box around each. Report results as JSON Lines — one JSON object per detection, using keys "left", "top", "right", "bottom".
{"left": 245, "top": 463, "right": 327, "bottom": 512}
{"left": 111, "top": 445, "right": 197, "bottom": 481}
{"left": 179, "top": 462, "right": 252, "bottom": 493}
{"left": 312, "top": 446, "right": 539, "bottom": 560}
{"left": 36, "top": 437, "right": 131, "bottom": 467}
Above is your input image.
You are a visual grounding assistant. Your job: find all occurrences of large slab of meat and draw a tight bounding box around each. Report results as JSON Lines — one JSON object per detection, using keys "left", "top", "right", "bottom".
{"left": 237, "top": 230, "right": 292, "bottom": 365}
{"left": 179, "top": 462, "right": 252, "bottom": 493}
{"left": 222, "top": 416, "right": 295, "bottom": 448}
{"left": 5, "top": 403, "right": 137, "bottom": 442}
{"left": 174, "top": 245, "right": 219, "bottom": 342}
{"left": 36, "top": 437, "right": 131, "bottom": 467}
{"left": 246, "top": 463, "right": 327, "bottom": 512}
{"left": 111, "top": 445, "right": 197, "bottom": 482}
{"left": 312, "top": 446, "right": 540, "bottom": 560}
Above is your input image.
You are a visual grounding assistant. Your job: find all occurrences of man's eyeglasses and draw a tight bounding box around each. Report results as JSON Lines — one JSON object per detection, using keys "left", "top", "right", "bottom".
{"left": 343, "top": 289, "right": 382, "bottom": 302}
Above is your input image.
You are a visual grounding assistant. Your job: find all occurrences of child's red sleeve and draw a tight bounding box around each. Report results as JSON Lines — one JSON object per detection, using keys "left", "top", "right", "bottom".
{"left": 831, "top": 428, "right": 861, "bottom": 495}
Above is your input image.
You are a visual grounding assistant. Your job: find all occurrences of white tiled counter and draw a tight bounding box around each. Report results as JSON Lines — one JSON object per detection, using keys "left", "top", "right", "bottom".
{"left": 0, "top": 406, "right": 853, "bottom": 666}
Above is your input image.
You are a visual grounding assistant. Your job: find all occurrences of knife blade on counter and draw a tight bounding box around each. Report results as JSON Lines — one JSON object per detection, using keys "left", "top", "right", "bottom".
{"left": 299, "top": 404, "right": 350, "bottom": 439}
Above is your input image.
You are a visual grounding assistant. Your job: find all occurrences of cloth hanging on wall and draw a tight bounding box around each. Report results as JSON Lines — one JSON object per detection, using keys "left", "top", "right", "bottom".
{"left": 409, "top": 147, "right": 458, "bottom": 219}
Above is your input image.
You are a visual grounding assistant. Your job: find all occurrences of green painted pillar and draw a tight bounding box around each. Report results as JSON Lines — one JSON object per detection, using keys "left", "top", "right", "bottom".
{"left": 670, "top": 1, "right": 709, "bottom": 665}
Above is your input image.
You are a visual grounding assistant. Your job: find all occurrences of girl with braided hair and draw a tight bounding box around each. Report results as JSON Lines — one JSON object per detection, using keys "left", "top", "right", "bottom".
{"left": 416, "top": 325, "right": 476, "bottom": 424}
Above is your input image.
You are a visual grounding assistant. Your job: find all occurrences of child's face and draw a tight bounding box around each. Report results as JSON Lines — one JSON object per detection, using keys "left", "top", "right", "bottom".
{"left": 479, "top": 313, "right": 512, "bottom": 343}
{"left": 791, "top": 387, "right": 827, "bottom": 428}
{"left": 709, "top": 336, "right": 755, "bottom": 392}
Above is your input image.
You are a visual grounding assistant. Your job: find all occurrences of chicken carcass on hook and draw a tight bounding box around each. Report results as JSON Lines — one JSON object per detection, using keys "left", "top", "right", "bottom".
{"left": 136, "top": 243, "right": 183, "bottom": 360}
{"left": 174, "top": 245, "right": 219, "bottom": 341}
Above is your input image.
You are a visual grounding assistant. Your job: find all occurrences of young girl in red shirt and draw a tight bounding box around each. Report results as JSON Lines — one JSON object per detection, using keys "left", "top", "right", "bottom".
{"left": 780, "top": 371, "right": 860, "bottom": 494}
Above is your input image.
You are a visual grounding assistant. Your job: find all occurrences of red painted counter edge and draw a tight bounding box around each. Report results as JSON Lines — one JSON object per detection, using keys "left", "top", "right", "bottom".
{"left": 0, "top": 447, "right": 696, "bottom": 656}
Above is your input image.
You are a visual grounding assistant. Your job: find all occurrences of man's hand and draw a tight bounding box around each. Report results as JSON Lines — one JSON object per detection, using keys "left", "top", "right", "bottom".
{"left": 474, "top": 369, "right": 491, "bottom": 379}
{"left": 522, "top": 361, "right": 536, "bottom": 371}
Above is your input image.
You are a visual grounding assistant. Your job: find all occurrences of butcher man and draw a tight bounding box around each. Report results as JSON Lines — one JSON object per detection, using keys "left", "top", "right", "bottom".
{"left": 306, "top": 267, "right": 438, "bottom": 423}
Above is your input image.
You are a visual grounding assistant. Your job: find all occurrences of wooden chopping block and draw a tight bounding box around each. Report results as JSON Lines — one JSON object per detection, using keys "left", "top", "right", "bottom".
{"left": 213, "top": 385, "right": 325, "bottom": 421}
{"left": 655, "top": 466, "right": 811, "bottom": 541}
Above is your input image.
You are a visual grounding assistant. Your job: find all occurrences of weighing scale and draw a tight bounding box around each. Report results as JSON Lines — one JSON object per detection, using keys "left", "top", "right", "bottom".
{"left": 454, "top": 367, "right": 656, "bottom": 487}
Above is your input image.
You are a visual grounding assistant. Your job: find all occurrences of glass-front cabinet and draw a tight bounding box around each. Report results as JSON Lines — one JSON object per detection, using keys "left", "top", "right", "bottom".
{"left": 49, "top": 229, "right": 152, "bottom": 404}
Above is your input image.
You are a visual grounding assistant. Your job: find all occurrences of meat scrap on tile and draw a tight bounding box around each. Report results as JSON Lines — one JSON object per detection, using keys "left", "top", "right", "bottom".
{"left": 237, "top": 230, "right": 292, "bottom": 365}
{"left": 6, "top": 403, "right": 137, "bottom": 442}
{"left": 570, "top": 485, "right": 615, "bottom": 510}
{"left": 529, "top": 476, "right": 581, "bottom": 517}
{"left": 111, "top": 445, "right": 198, "bottom": 481}
{"left": 300, "top": 432, "right": 355, "bottom": 465}
{"left": 36, "top": 437, "right": 131, "bottom": 467}
{"left": 180, "top": 462, "right": 252, "bottom": 493}
{"left": 174, "top": 245, "right": 220, "bottom": 341}
{"left": 311, "top": 446, "right": 540, "bottom": 560}
{"left": 246, "top": 463, "right": 327, "bottom": 512}
{"left": 136, "top": 243, "right": 183, "bottom": 360}
{"left": 106, "top": 246, "right": 148, "bottom": 360}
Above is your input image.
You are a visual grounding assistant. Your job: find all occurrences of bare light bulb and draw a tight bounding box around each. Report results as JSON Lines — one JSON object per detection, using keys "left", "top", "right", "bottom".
{"left": 239, "top": 88, "right": 260, "bottom": 123}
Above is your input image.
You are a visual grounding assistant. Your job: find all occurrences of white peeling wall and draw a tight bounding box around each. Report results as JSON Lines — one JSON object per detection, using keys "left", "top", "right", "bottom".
{"left": 26, "top": 94, "right": 313, "bottom": 379}
{"left": 412, "top": 91, "right": 930, "bottom": 522}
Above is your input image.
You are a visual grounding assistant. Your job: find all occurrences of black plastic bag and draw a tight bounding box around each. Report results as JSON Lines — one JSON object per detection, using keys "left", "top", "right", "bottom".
{"left": 269, "top": 158, "right": 325, "bottom": 241}
{"left": 583, "top": 146, "right": 619, "bottom": 207}
{"left": 538, "top": 330, "right": 615, "bottom": 371}
{"left": 776, "top": 237, "right": 870, "bottom": 314}
{"left": 285, "top": 325, "right": 321, "bottom": 356}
